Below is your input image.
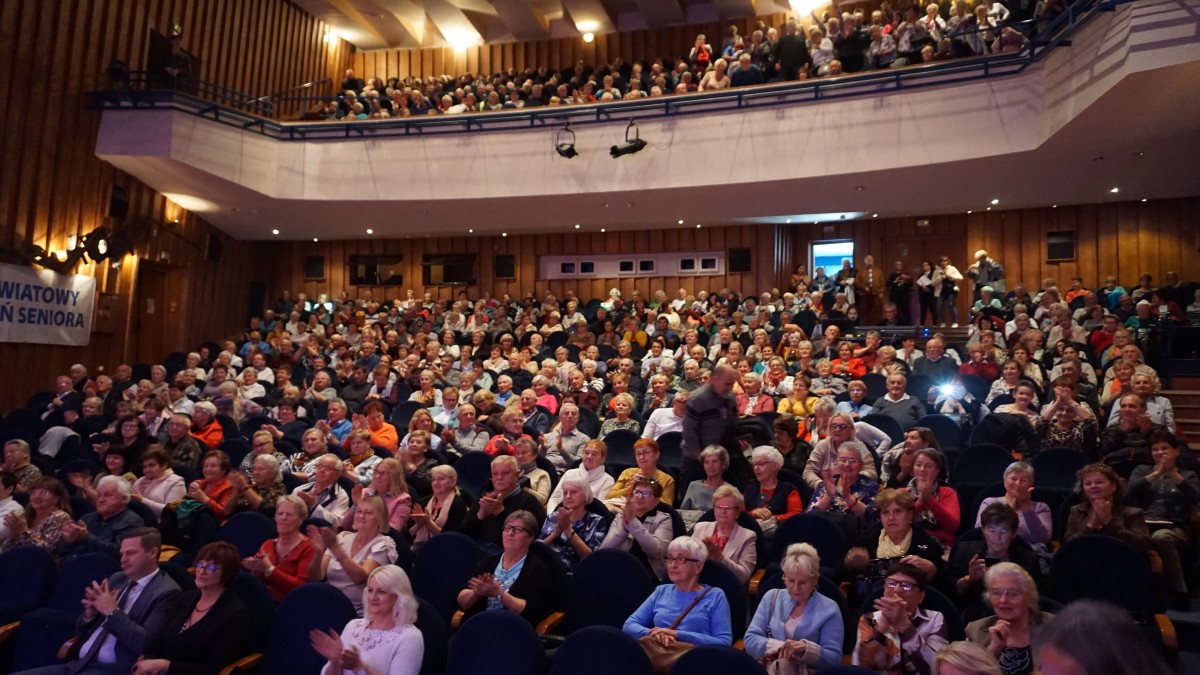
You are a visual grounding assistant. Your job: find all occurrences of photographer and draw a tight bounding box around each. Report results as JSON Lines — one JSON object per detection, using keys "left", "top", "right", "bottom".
{"left": 950, "top": 503, "right": 1041, "bottom": 621}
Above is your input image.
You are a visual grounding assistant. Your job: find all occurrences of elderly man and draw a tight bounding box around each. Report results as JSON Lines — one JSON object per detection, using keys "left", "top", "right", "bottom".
{"left": 292, "top": 453, "right": 350, "bottom": 524}
{"left": 459, "top": 455, "right": 546, "bottom": 552}
{"left": 190, "top": 401, "right": 224, "bottom": 450}
{"left": 517, "top": 389, "right": 553, "bottom": 435}
{"left": 967, "top": 249, "right": 1006, "bottom": 300}
{"left": 439, "top": 404, "right": 491, "bottom": 458}
{"left": 55, "top": 476, "right": 144, "bottom": 559}
{"left": 912, "top": 337, "right": 959, "bottom": 383}
{"left": 644, "top": 391, "right": 688, "bottom": 440}
{"left": 315, "top": 398, "right": 354, "bottom": 445}
{"left": 681, "top": 365, "right": 738, "bottom": 476}
{"left": 43, "top": 374, "right": 84, "bottom": 427}
{"left": 163, "top": 413, "right": 204, "bottom": 468}
{"left": 1106, "top": 373, "right": 1176, "bottom": 433}
{"left": 14, "top": 528, "right": 181, "bottom": 675}
{"left": 542, "top": 403, "right": 590, "bottom": 471}
{"left": 3, "top": 439, "right": 42, "bottom": 492}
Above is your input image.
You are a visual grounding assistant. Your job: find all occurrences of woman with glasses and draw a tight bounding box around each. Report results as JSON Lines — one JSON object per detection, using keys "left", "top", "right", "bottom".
{"left": 951, "top": 503, "right": 1042, "bottom": 622}
{"left": 745, "top": 542, "right": 844, "bottom": 671}
{"left": 623, "top": 536, "right": 733, "bottom": 648}
{"left": 808, "top": 444, "right": 880, "bottom": 539}
{"left": 457, "top": 510, "right": 553, "bottom": 627}
{"left": 745, "top": 446, "right": 804, "bottom": 531}
{"left": 692, "top": 485, "right": 757, "bottom": 584}
{"left": 605, "top": 438, "right": 677, "bottom": 509}
{"left": 852, "top": 562, "right": 949, "bottom": 671}
{"left": 802, "top": 412, "right": 878, "bottom": 490}
{"left": 965, "top": 563, "right": 1054, "bottom": 675}
{"left": 600, "top": 476, "right": 675, "bottom": 580}
{"left": 311, "top": 565, "right": 424, "bottom": 675}
{"left": 134, "top": 541, "right": 253, "bottom": 675}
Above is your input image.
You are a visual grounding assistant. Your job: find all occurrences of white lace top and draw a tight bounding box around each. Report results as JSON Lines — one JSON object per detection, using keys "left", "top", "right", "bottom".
{"left": 321, "top": 619, "right": 423, "bottom": 675}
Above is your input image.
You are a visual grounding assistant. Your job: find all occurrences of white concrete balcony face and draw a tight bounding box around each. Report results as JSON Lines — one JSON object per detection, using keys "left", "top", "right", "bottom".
{"left": 96, "top": 0, "right": 1200, "bottom": 240}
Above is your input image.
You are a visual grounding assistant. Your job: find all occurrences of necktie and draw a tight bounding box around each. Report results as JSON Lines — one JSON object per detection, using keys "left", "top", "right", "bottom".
{"left": 72, "top": 580, "right": 139, "bottom": 672}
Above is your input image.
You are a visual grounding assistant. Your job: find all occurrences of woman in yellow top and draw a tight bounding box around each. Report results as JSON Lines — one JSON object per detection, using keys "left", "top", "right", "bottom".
{"left": 604, "top": 438, "right": 677, "bottom": 509}
{"left": 778, "top": 375, "right": 820, "bottom": 417}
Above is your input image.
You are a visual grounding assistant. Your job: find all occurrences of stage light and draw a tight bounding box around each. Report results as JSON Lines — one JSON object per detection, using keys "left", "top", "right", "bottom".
{"left": 554, "top": 123, "right": 578, "bottom": 158}
{"left": 610, "top": 121, "right": 646, "bottom": 158}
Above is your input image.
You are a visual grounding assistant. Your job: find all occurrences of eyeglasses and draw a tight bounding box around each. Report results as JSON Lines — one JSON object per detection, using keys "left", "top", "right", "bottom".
{"left": 631, "top": 490, "right": 654, "bottom": 499}
{"left": 988, "top": 588, "right": 1024, "bottom": 600}
{"left": 665, "top": 555, "right": 699, "bottom": 565}
{"left": 194, "top": 562, "right": 220, "bottom": 574}
{"left": 829, "top": 423, "right": 851, "bottom": 430}
{"left": 884, "top": 578, "right": 917, "bottom": 592}
{"left": 502, "top": 525, "right": 531, "bottom": 535}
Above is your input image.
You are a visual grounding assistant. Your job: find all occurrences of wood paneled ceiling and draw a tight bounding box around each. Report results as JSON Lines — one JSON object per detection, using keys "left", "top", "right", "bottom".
{"left": 290, "top": 0, "right": 796, "bottom": 50}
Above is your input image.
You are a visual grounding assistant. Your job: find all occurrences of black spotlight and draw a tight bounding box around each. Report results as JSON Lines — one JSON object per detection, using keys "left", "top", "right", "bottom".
{"left": 82, "top": 227, "right": 112, "bottom": 262}
{"left": 610, "top": 120, "right": 646, "bottom": 158}
{"left": 554, "top": 123, "right": 578, "bottom": 158}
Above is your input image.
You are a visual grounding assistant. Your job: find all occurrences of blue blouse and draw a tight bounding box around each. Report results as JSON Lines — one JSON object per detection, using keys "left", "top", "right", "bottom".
{"left": 623, "top": 584, "right": 733, "bottom": 646}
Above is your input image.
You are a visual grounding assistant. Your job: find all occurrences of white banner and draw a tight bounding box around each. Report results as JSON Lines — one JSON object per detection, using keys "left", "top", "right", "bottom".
{"left": 0, "top": 262, "right": 96, "bottom": 347}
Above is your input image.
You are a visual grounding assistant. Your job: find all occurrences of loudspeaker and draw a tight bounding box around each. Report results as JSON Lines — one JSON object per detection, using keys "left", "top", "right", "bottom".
{"left": 1046, "top": 231, "right": 1075, "bottom": 261}
{"left": 495, "top": 254, "right": 515, "bottom": 279}
{"left": 728, "top": 247, "right": 752, "bottom": 273}
{"left": 108, "top": 186, "right": 129, "bottom": 220}
{"left": 304, "top": 255, "right": 325, "bottom": 279}
{"left": 205, "top": 234, "right": 222, "bottom": 262}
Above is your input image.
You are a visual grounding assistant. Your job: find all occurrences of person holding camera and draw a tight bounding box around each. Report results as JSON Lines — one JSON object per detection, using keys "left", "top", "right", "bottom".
{"left": 950, "top": 503, "right": 1042, "bottom": 621}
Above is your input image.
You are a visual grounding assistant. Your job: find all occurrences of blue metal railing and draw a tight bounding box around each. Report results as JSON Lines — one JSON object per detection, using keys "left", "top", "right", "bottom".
{"left": 86, "top": 0, "right": 1123, "bottom": 141}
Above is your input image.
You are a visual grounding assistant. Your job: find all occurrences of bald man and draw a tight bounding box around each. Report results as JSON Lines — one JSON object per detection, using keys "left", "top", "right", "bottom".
{"left": 681, "top": 364, "right": 738, "bottom": 475}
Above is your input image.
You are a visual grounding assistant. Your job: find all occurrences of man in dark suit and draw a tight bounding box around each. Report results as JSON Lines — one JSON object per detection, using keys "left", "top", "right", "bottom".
{"left": 16, "top": 528, "right": 181, "bottom": 674}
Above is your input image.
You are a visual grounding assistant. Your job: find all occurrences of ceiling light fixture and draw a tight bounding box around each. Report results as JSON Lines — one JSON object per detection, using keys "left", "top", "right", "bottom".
{"left": 502, "top": 232, "right": 508, "bottom": 237}
{"left": 990, "top": 198, "right": 999, "bottom": 205}
{"left": 600, "top": 228, "right": 606, "bottom": 232}
{"left": 574, "top": 224, "right": 580, "bottom": 229}
{"left": 677, "top": 219, "right": 684, "bottom": 225}
{"left": 313, "top": 237, "right": 319, "bottom": 242}
{"left": 583, "top": 32, "right": 595, "bottom": 43}
{"left": 610, "top": 121, "right": 646, "bottom": 158}
{"left": 872, "top": 213, "right": 878, "bottom": 218}
{"left": 967, "top": 210, "right": 972, "bottom": 214}
{"left": 468, "top": 229, "right": 474, "bottom": 233}
{"left": 272, "top": 229, "right": 279, "bottom": 235}
{"left": 366, "top": 228, "right": 374, "bottom": 234}
{"left": 696, "top": 224, "right": 701, "bottom": 228}
{"left": 785, "top": 219, "right": 792, "bottom": 224}
{"left": 1110, "top": 187, "right": 1119, "bottom": 193}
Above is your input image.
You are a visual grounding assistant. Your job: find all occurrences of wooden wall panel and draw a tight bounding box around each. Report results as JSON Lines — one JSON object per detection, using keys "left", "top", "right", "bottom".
{"left": 0, "top": 0, "right": 355, "bottom": 411}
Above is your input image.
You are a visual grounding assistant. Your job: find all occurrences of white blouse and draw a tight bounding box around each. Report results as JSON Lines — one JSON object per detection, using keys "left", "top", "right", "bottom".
{"left": 133, "top": 471, "right": 186, "bottom": 517}
{"left": 321, "top": 619, "right": 423, "bottom": 675}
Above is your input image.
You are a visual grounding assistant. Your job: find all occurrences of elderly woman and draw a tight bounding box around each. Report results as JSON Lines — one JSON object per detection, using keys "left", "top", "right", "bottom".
{"left": 408, "top": 369, "right": 443, "bottom": 408}
{"left": 1034, "top": 377, "right": 1096, "bottom": 455}
{"left": 976, "top": 462, "right": 1052, "bottom": 551}
{"left": 1064, "top": 463, "right": 1150, "bottom": 555}
{"left": 539, "top": 475, "right": 609, "bottom": 571}
{"left": 966, "top": 563, "right": 1055, "bottom": 674}
{"left": 69, "top": 445, "right": 136, "bottom": 506}
{"left": 510, "top": 437, "right": 551, "bottom": 507}
{"left": 809, "top": 444, "right": 881, "bottom": 538}
{"left": 238, "top": 430, "right": 289, "bottom": 478}
{"left": 934, "top": 641, "right": 1002, "bottom": 675}
{"left": 745, "top": 446, "right": 804, "bottom": 529}
{"left": 798, "top": 397, "right": 836, "bottom": 446}
{"left": 600, "top": 392, "right": 641, "bottom": 437}
{"left": 134, "top": 542, "right": 253, "bottom": 675}
{"left": 623, "top": 536, "right": 733, "bottom": 650}
{"left": 400, "top": 429, "right": 438, "bottom": 498}
{"left": 680, "top": 445, "right": 731, "bottom": 512}
{"left": 952, "top": 503, "right": 1042, "bottom": 622}
{"left": 309, "top": 494, "right": 399, "bottom": 615}
{"left": 735, "top": 372, "right": 775, "bottom": 417}
{"left": 836, "top": 380, "right": 875, "bottom": 420}
{"left": 225, "top": 453, "right": 288, "bottom": 519}
{"left": 985, "top": 360, "right": 1025, "bottom": 406}
{"left": 844, "top": 489, "right": 943, "bottom": 587}
{"left": 778, "top": 375, "right": 820, "bottom": 417}
{"left": 746, "top": 542, "right": 843, "bottom": 670}
{"left": 600, "top": 476, "right": 675, "bottom": 580}
{"left": 342, "top": 429, "right": 383, "bottom": 487}
{"left": 132, "top": 446, "right": 186, "bottom": 518}
{"left": 344, "top": 458, "right": 412, "bottom": 532}
{"left": 852, "top": 562, "right": 949, "bottom": 672}
{"left": 607, "top": 438, "right": 677, "bottom": 508}
{"left": 991, "top": 382, "right": 1040, "bottom": 426}
{"left": 880, "top": 427, "right": 939, "bottom": 489}
{"left": 311, "top": 565, "right": 423, "bottom": 675}
{"left": 186, "top": 450, "right": 236, "bottom": 524}
{"left": 802, "top": 412, "right": 878, "bottom": 489}
{"left": 773, "top": 416, "right": 808, "bottom": 475}
{"left": 0, "top": 476, "right": 71, "bottom": 553}
{"left": 908, "top": 448, "right": 960, "bottom": 548}
{"left": 693, "top": 485, "right": 757, "bottom": 584}
{"left": 402, "top": 408, "right": 443, "bottom": 453}
{"left": 458, "top": 510, "right": 554, "bottom": 627}
{"left": 1127, "top": 432, "right": 1200, "bottom": 609}
{"left": 245, "top": 495, "right": 314, "bottom": 602}
{"left": 409, "top": 465, "right": 468, "bottom": 545}
{"left": 286, "top": 428, "right": 330, "bottom": 481}
{"left": 350, "top": 401, "right": 400, "bottom": 453}
{"left": 547, "top": 439, "right": 614, "bottom": 511}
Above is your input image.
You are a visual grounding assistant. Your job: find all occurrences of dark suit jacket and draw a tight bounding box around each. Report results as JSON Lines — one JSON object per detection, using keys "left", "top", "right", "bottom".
{"left": 74, "top": 569, "right": 182, "bottom": 673}
{"left": 148, "top": 588, "right": 253, "bottom": 675}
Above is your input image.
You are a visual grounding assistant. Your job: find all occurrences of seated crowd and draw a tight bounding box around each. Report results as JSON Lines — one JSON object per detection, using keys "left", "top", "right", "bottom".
{"left": 0, "top": 256, "right": 1194, "bottom": 674}
{"left": 319, "top": 0, "right": 1059, "bottom": 121}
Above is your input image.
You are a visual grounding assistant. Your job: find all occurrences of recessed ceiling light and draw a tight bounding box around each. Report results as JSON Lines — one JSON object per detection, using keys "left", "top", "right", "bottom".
{"left": 468, "top": 228, "right": 474, "bottom": 233}
{"left": 602, "top": 203, "right": 609, "bottom": 208}
{"left": 986, "top": 207, "right": 991, "bottom": 211}
{"left": 967, "top": 210, "right": 972, "bottom": 214}
{"left": 1141, "top": 198, "right": 1147, "bottom": 202}
{"left": 1052, "top": 204, "right": 1058, "bottom": 208}
{"left": 312, "top": 237, "right": 319, "bottom": 242}
{"left": 872, "top": 214, "right": 878, "bottom": 218}
{"left": 271, "top": 229, "right": 279, "bottom": 235}
{"left": 1132, "top": 151, "right": 1145, "bottom": 157}
{"left": 173, "top": 218, "right": 180, "bottom": 223}
{"left": 1110, "top": 187, "right": 1119, "bottom": 193}
{"left": 677, "top": 219, "right": 684, "bottom": 225}
{"left": 600, "top": 228, "right": 606, "bottom": 233}
{"left": 502, "top": 232, "right": 508, "bottom": 237}
{"left": 854, "top": 185, "right": 865, "bottom": 191}
{"left": 574, "top": 224, "right": 580, "bottom": 229}
{"left": 990, "top": 198, "right": 999, "bottom": 205}
{"left": 695, "top": 224, "right": 701, "bottom": 228}
{"left": 366, "top": 228, "right": 374, "bottom": 234}
{"left": 813, "top": 220, "right": 819, "bottom": 224}
{"left": 785, "top": 219, "right": 792, "bottom": 224}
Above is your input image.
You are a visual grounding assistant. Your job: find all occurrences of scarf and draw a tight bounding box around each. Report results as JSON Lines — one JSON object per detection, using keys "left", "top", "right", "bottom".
{"left": 877, "top": 527, "right": 913, "bottom": 559}
{"left": 348, "top": 447, "right": 375, "bottom": 466}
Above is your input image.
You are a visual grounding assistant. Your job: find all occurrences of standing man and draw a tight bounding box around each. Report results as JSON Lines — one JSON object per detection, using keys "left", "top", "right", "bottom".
{"left": 681, "top": 365, "right": 738, "bottom": 476}
{"left": 967, "top": 249, "right": 1006, "bottom": 301}
{"left": 858, "top": 254, "right": 886, "bottom": 324}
